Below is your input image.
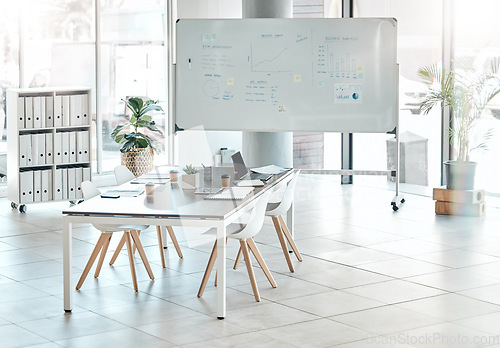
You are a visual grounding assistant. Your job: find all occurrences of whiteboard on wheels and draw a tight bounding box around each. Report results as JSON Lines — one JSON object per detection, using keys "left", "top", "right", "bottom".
{"left": 176, "top": 18, "right": 397, "bottom": 133}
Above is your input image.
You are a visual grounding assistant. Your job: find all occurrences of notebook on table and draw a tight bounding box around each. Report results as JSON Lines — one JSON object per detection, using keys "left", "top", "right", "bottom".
{"left": 231, "top": 151, "right": 272, "bottom": 182}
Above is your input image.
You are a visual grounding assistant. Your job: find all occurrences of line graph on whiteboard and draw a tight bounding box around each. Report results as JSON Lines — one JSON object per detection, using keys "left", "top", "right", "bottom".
{"left": 249, "top": 43, "right": 292, "bottom": 73}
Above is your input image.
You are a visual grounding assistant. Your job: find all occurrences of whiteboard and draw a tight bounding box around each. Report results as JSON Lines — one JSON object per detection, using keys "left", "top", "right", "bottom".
{"left": 176, "top": 18, "right": 397, "bottom": 133}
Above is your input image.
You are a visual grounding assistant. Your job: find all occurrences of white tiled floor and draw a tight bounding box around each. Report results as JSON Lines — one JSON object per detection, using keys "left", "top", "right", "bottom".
{"left": 2, "top": 174, "right": 500, "bottom": 347}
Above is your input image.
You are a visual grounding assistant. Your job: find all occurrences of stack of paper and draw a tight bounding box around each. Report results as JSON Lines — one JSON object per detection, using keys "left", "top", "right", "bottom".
{"left": 104, "top": 188, "right": 144, "bottom": 197}
{"left": 251, "top": 165, "right": 289, "bottom": 175}
{"left": 205, "top": 187, "right": 254, "bottom": 200}
{"left": 235, "top": 180, "right": 264, "bottom": 187}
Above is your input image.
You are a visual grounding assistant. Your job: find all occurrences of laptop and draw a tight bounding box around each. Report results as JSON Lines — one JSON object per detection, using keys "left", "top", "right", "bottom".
{"left": 231, "top": 151, "right": 272, "bottom": 182}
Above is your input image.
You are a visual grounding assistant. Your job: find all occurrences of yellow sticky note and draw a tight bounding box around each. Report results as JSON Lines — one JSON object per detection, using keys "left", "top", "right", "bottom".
{"left": 278, "top": 105, "right": 286, "bottom": 112}
{"left": 294, "top": 74, "right": 301, "bottom": 83}
{"left": 227, "top": 77, "right": 234, "bottom": 86}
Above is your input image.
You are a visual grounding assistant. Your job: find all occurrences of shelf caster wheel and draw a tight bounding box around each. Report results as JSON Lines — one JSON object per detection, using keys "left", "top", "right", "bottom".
{"left": 19, "top": 205, "right": 27, "bottom": 214}
{"left": 11, "top": 202, "right": 18, "bottom": 210}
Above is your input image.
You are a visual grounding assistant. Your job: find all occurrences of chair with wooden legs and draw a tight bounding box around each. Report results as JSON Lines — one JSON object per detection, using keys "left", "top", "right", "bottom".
{"left": 113, "top": 165, "right": 184, "bottom": 268}
{"left": 198, "top": 190, "right": 275, "bottom": 302}
{"left": 234, "top": 170, "right": 302, "bottom": 272}
{"left": 77, "top": 181, "right": 154, "bottom": 292}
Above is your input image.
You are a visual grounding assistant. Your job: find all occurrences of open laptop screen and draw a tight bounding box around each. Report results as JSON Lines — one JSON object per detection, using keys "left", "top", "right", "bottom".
{"left": 231, "top": 151, "right": 249, "bottom": 179}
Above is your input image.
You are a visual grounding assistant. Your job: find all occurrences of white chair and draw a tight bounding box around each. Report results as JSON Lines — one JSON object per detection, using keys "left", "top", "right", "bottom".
{"left": 234, "top": 170, "right": 302, "bottom": 272}
{"left": 76, "top": 181, "right": 154, "bottom": 292}
{"left": 197, "top": 190, "right": 276, "bottom": 302}
{"left": 113, "top": 165, "right": 184, "bottom": 268}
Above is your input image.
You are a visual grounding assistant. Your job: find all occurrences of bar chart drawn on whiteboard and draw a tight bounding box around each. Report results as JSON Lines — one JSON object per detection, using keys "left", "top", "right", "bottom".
{"left": 315, "top": 44, "right": 365, "bottom": 80}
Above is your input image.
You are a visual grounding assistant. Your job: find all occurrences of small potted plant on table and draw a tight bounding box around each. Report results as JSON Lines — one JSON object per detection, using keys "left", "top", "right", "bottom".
{"left": 182, "top": 164, "right": 199, "bottom": 189}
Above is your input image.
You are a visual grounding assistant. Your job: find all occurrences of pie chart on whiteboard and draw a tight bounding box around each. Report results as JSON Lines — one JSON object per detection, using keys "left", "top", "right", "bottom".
{"left": 203, "top": 79, "right": 219, "bottom": 98}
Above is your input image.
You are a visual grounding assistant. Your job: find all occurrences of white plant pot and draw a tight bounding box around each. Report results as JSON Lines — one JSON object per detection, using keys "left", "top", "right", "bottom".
{"left": 182, "top": 174, "right": 199, "bottom": 189}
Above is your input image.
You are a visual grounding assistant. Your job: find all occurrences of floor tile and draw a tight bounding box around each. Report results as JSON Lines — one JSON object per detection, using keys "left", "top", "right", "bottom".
{"left": 180, "top": 331, "right": 299, "bottom": 348}
{"left": 459, "top": 284, "right": 500, "bottom": 306}
{"left": 0, "top": 296, "right": 74, "bottom": 323}
{"left": 260, "top": 318, "right": 374, "bottom": 347}
{"left": 314, "top": 246, "right": 399, "bottom": 266}
{"left": 17, "top": 311, "right": 128, "bottom": 341}
{"left": 455, "top": 312, "right": 500, "bottom": 336}
{"left": 368, "top": 239, "right": 450, "bottom": 257}
{"left": 55, "top": 328, "right": 172, "bottom": 348}
{"left": 231, "top": 275, "right": 332, "bottom": 302}
{"left": 224, "top": 302, "right": 319, "bottom": 331}
{"left": 137, "top": 313, "right": 249, "bottom": 345}
{"left": 335, "top": 338, "right": 417, "bottom": 347}
{"left": 344, "top": 279, "right": 446, "bottom": 304}
{"left": 397, "top": 293, "right": 500, "bottom": 321}
{"left": 332, "top": 305, "right": 442, "bottom": 335}
{"left": 325, "top": 227, "right": 407, "bottom": 246}
{"left": 0, "top": 249, "right": 49, "bottom": 266}
{"left": 0, "top": 324, "right": 50, "bottom": 347}
{"left": 280, "top": 290, "right": 385, "bottom": 317}
{"left": 461, "top": 261, "right": 500, "bottom": 280}
{"left": 290, "top": 264, "right": 392, "bottom": 289}
{"left": 358, "top": 257, "right": 449, "bottom": 278}
{"left": 406, "top": 269, "right": 499, "bottom": 292}
{"left": 395, "top": 322, "right": 494, "bottom": 348}
{"left": 412, "top": 249, "right": 500, "bottom": 268}
{"left": 0, "top": 260, "right": 69, "bottom": 282}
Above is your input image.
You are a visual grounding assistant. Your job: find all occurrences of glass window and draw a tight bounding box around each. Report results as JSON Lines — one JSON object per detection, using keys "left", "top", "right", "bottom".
{"left": 454, "top": 0, "right": 500, "bottom": 194}
{"left": 99, "top": 0, "right": 167, "bottom": 173}
{"left": 0, "top": 1, "right": 20, "bottom": 180}
{"left": 352, "top": 0, "right": 443, "bottom": 188}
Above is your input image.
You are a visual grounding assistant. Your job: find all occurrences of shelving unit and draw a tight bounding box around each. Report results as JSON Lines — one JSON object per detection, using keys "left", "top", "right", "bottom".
{"left": 7, "top": 87, "right": 92, "bottom": 213}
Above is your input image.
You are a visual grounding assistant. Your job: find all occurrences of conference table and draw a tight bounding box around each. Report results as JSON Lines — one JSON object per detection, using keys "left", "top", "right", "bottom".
{"left": 62, "top": 169, "right": 294, "bottom": 319}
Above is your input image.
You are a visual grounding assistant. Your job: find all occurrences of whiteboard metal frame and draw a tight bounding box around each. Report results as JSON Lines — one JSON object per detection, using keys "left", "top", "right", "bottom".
{"left": 175, "top": 18, "right": 398, "bottom": 133}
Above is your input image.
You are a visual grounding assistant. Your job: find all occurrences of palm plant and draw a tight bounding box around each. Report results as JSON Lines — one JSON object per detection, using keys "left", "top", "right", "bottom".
{"left": 111, "top": 97, "right": 164, "bottom": 153}
{"left": 418, "top": 58, "right": 500, "bottom": 162}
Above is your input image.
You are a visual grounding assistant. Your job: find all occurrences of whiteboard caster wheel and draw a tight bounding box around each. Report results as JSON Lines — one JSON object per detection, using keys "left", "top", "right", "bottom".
{"left": 19, "top": 205, "right": 27, "bottom": 214}
{"left": 401, "top": 198, "right": 405, "bottom": 203}
{"left": 11, "top": 202, "right": 18, "bottom": 209}
{"left": 392, "top": 205, "right": 399, "bottom": 211}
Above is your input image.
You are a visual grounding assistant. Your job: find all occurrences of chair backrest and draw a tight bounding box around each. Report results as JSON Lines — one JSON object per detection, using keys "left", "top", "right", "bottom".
{"left": 81, "top": 181, "right": 101, "bottom": 200}
{"left": 231, "top": 189, "right": 272, "bottom": 240}
{"left": 266, "top": 170, "right": 300, "bottom": 216}
{"left": 114, "top": 165, "right": 136, "bottom": 184}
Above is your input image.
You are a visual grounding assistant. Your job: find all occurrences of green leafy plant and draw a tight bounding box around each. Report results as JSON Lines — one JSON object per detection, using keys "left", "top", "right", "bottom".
{"left": 183, "top": 164, "right": 198, "bottom": 174}
{"left": 111, "top": 97, "right": 164, "bottom": 153}
{"left": 418, "top": 58, "right": 500, "bottom": 162}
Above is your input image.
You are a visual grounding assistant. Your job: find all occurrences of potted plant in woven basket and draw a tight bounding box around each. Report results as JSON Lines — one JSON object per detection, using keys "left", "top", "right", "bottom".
{"left": 418, "top": 58, "right": 500, "bottom": 190}
{"left": 111, "top": 97, "right": 163, "bottom": 177}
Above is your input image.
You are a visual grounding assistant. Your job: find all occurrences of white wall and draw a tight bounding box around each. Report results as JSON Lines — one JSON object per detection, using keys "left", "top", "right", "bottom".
{"left": 175, "top": 0, "right": 243, "bottom": 166}
{"left": 177, "top": 0, "right": 242, "bottom": 18}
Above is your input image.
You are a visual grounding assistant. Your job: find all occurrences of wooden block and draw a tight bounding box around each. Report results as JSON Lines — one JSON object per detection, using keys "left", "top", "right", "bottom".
{"left": 435, "top": 201, "right": 485, "bottom": 216}
{"left": 433, "top": 187, "right": 484, "bottom": 204}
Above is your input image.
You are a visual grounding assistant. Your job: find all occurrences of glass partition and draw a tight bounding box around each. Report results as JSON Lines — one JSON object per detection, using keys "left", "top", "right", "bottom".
{"left": 99, "top": 0, "right": 167, "bottom": 173}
